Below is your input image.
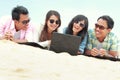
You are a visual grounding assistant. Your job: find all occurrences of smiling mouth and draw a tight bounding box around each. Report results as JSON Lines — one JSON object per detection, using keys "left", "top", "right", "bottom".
{"left": 95, "top": 30, "right": 101, "bottom": 35}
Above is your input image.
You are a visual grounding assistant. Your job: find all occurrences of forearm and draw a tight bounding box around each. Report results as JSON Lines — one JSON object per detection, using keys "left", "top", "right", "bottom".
{"left": 11, "top": 39, "right": 28, "bottom": 43}
{"left": 0, "top": 34, "right": 5, "bottom": 40}
{"left": 0, "top": 36, "right": 4, "bottom": 40}
{"left": 105, "top": 51, "right": 118, "bottom": 58}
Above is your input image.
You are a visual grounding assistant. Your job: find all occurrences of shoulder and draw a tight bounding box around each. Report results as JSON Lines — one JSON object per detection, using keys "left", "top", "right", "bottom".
{"left": 37, "top": 24, "right": 44, "bottom": 36}
{"left": 108, "top": 32, "right": 117, "bottom": 37}
{"left": 40, "top": 24, "right": 44, "bottom": 30}
{"left": 0, "top": 15, "right": 11, "bottom": 20}
{"left": 88, "top": 29, "right": 94, "bottom": 34}
{"left": 0, "top": 15, "right": 12, "bottom": 23}
{"left": 63, "top": 27, "right": 67, "bottom": 33}
{"left": 108, "top": 32, "right": 118, "bottom": 40}
{"left": 104, "top": 32, "right": 119, "bottom": 44}
{"left": 88, "top": 29, "right": 95, "bottom": 38}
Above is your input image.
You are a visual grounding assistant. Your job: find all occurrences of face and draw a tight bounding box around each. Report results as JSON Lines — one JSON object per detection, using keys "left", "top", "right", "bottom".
{"left": 15, "top": 14, "right": 30, "bottom": 31}
{"left": 72, "top": 20, "right": 85, "bottom": 35}
{"left": 47, "top": 15, "right": 59, "bottom": 33}
{"left": 95, "top": 18, "right": 111, "bottom": 41}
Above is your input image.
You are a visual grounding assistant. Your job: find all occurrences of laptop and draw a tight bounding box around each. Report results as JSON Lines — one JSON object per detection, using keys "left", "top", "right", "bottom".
{"left": 49, "top": 32, "right": 81, "bottom": 55}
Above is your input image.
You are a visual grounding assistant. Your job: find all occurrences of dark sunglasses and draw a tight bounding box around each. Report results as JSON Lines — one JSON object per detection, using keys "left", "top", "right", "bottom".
{"left": 75, "top": 22, "right": 85, "bottom": 28}
{"left": 49, "top": 19, "right": 59, "bottom": 25}
{"left": 79, "top": 23, "right": 85, "bottom": 28}
{"left": 95, "top": 23, "right": 107, "bottom": 30}
{"left": 22, "top": 19, "right": 30, "bottom": 25}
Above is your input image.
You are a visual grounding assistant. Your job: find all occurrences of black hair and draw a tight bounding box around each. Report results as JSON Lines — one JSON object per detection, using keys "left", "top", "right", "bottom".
{"left": 12, "top": 5, "right": 29, "bottom": 20}
{"left": 66, "top": 14, "right": 88, "bottom": 41}
{"left": 97, "top": 15, "right": 114, "bottom": 29}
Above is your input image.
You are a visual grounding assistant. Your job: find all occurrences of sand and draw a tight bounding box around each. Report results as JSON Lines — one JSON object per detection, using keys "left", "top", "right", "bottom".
{"left": 0, "top": 40, "right": 120, "bottom": 80}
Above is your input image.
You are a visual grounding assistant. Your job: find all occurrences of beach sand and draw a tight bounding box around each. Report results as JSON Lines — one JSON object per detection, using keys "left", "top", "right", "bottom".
{"left": 0, "top": 40, "right": 120, "bottom": 80}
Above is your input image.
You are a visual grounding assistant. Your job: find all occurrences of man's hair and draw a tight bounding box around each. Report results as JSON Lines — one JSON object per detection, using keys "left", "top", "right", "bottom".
{"left": 97, "top": 15, "right": 114, "bottom": 29}
{"left": 12, "top": 5, "right": 29, "bottom": 20}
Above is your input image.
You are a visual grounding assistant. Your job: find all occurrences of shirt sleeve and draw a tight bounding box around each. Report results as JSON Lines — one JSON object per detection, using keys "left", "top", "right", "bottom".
{"left": 61, "top": 27, "right": 67, "bottom": 34}
{"left": 24, "top": 23, "right": 35, "bottom": 42}
{"left": 79, "top": 34, "right": 87, "bottom": 54}
{"left": 86, "top": 29, "right": 93, "bottom": 50}
{"left": 0, "top": 16, "right": 8, "bottom": 37}
{"left": 110, "top": 34, "right": 119, "bottom": 51}
{"left": 0, "top": 16, "right": 13, "bottom": 39}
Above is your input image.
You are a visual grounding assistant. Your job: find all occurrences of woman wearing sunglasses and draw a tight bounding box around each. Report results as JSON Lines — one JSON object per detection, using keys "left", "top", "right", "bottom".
{"left": 85, "top": 15, "right": 119, "bottom": 58}
{"left": 63, "top": 15, "right": 88, "bottom": 55}
{"left": 38, "top": 10, "right": 61, "bottom": 49}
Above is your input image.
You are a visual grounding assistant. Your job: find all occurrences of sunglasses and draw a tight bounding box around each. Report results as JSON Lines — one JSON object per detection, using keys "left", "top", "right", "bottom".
{"left": 21, "top": 19, "right": 30, "bottom": 25}
{"left": 49, "top": 19, "right": 59, "bottom": 25}
{"left": 74, "top": 21, "right": 85, "bottom": 28}
{"left": 95, "top": 23, "right": 107, "bottom": 30}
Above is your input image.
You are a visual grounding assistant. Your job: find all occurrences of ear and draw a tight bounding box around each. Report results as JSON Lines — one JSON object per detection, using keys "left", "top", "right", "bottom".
{"left": 107, "top": 28, "right": 111, "bottom": 33}
{"left": 14, "top": 20, "right": 18, "bottom": 24}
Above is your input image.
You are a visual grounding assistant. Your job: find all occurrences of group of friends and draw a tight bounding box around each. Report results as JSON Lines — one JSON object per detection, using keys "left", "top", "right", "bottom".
{"left": 0, "top": 5, "right": 119, "bottom": 58}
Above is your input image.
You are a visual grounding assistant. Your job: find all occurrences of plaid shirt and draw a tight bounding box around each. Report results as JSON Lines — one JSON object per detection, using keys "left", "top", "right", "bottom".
{"left": 86, "top": 29, "right": 119, "bottom": 51}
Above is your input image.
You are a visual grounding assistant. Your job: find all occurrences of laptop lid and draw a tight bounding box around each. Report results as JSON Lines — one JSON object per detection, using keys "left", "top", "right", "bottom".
{"left": 49, "top": 32, "right": 81, "bottom": 55}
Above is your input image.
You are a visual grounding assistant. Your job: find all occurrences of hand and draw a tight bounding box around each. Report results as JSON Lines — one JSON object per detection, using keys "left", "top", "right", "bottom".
{"left": 90, "top": 48, "right": 99, "bottom": 56}
{"left": 48, "top": 40, "right": 51, "bottom": 45}
{"left": 77, "top": 51, "right": 81, "bottom": 55}
{"left": 4, "top": 31, "right": 13, "bottom": 40}
{"left": 99, "top": 49, "right": 107, "bottom": 57}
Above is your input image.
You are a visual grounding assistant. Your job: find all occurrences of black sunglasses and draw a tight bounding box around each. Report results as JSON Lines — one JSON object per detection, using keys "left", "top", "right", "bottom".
{"left": 74, "top": 21, "right": 85, "bottom": 28}
{"left": 49, "top": 19, "right": 59, "bottom": 25}
{"left": 95, "top": 23, "right": 107, "bottom": 30}
{"left": 22, "top": 19, "right": 30, "bottom": 25}
{"left": 79, "top": 23, "right": 85, "bottom": 28}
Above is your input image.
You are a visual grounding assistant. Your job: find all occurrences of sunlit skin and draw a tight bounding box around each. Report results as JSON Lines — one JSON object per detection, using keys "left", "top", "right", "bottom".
{"left": 47, "top": 15, "right": 59, "bottom": 34}
{"left": 72, "top": 20, "right": 85, "bottom": 35}
{"left": 95, "top": 19, "right": 111, "bottom": 42}
{"left": 14, "top": 14, "right": 29, "bottom": 31}
{"left": 72, "top": 20, "right": 85, "bottom": 54}
{"left": 90, "top": 19, "right": 111, "bottom": 57}
{"left": 3, "top": 14, "right": 30, "bottom": 42}
{"left": 86, "top": 19, "right": 117, "bottom": 57}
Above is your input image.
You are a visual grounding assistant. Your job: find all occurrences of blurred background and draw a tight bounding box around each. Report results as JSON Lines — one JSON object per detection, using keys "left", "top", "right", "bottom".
{"left": 0, "top": 0, "right": 120, "bottom": 40}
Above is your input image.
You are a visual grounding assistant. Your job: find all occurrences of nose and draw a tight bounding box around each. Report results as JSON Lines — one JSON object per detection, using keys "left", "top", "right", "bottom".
{"left": 76, "top": 23, "right": 80, "bottom": 27}
{"left": 25, "top": 22, "right": 29, "bottom": 26}
{"left": 24, "top": 24, "right": 28, "bottom": 29}
{"left": 95, "top": 26, "right": 100, "bottom": 30}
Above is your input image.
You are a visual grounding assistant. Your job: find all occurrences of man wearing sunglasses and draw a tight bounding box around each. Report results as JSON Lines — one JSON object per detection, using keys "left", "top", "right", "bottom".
{"left": 85, "top": 15, "right": 119, "bottom": 58}
{"left": 0, "top": 6, "right": 35, "bottom": 43}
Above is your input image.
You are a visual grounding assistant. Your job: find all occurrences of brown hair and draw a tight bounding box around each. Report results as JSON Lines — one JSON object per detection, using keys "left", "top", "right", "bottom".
{"left": 39, "top": 10, "right": 61, "bottom": 41}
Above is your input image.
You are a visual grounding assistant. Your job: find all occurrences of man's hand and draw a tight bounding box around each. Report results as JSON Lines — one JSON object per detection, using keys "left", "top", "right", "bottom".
{"left": 99, "top": 49, "right": 107, "bottom": 57}
{"left": 90, "top": 48, "right": 99, "bottom": 56}
{"left": 4, "top": 31, "right": 13, "bottom": 40}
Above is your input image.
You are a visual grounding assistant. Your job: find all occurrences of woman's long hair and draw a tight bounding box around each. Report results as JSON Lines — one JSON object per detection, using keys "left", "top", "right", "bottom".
{"left": 65, "top": 14, "right": 88, "bottom": 41}
{"left": 39, "top": 10, "right": 61, "bottom": 41}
